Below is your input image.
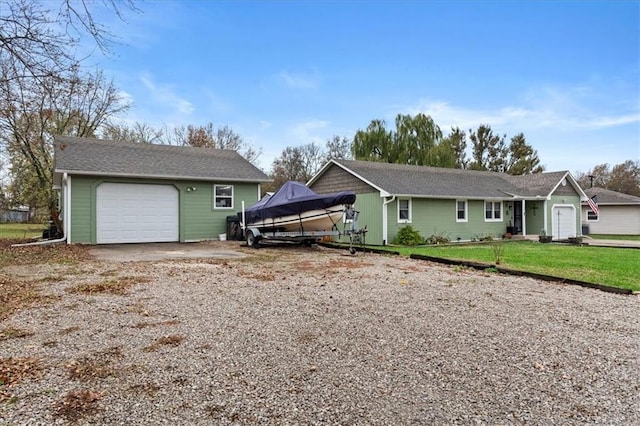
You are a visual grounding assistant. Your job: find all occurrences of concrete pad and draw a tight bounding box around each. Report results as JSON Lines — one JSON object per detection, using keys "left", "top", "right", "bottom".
{"left": 88, "top": 241, "right": 247, "bottom": 262}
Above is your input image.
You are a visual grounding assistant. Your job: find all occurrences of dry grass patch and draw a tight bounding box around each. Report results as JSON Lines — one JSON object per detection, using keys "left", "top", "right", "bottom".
{"left": 0, "top": 273, "right": 56, "bottom": 321}
{"left": 67, "top": 275, "right": 152, "bottom": 296}
{"left": 65, "top": 347, "right": 124, "bottom": 382}
{"left": 0, "top": 243, "right": 91, "bottom": 268}
{"left": 0, "top": 325, "right": 34, "bottom": 341}
{"left": 59, "top": 326, "right": 81, "bottom": 335}
{"left": 128, "top": 382, "right": 161, "bottom": 396}
{"left": 143, "top": 334, "right": 185, "bottom": 352}
{"left": 53, "top": 389, "right": 103, "bottom": 422}
{"left": 238, "top": 270, "right": 276, "bottom": 281}
{"left": 131, "top": 319, "right": 181, "bottom": 329}
{"left": 0, "top": 357, "right": 43, "bottom": 402}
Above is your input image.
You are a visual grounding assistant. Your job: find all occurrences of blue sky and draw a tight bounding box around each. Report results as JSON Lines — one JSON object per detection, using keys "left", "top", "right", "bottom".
{"left": 92, "top": 0, "right": 639, "bottom": 174}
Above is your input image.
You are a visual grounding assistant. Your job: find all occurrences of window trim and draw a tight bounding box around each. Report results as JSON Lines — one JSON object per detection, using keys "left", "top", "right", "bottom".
{"left": 484, "top": 200, "right": 503, "bottom": 222}
{"left": 456, "top": 199, "right": 468, "bottom": 223}
{"left": 586, "top": 209, "right": 599, "bottom": 222}
{"left": 397, "top": 198, "right": 412, "bottom": 223}
{"left": 213, "top": 184, "right": 234, "bottom": 210}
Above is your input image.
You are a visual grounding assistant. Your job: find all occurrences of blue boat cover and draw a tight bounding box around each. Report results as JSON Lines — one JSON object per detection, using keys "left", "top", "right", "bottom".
{"left": 239, "top": 181, "right": 356, "bottom": 224}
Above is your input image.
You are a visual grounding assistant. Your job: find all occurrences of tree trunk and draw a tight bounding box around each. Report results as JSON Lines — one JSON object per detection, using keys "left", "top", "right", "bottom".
{"left": 49, "top": 206, "right": 64, "bottom": 238}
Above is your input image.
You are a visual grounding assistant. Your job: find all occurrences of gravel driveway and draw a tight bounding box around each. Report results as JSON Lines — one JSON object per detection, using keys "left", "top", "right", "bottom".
{"left": 1, "top": 242, "right": 639, "bottom": 424}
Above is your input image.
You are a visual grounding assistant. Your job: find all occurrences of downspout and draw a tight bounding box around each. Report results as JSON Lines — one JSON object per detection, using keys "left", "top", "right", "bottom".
{"left": 12, "top": 173, "right": 69, "bottom": 247}
{"left": 382, "top": 195, "right": 396, "bottom": 245}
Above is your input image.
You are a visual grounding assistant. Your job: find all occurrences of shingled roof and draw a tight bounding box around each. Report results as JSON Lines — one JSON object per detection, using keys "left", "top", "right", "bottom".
{"left": 54, "top": 136, "right": 270, "bottom": 182}
{"left": 316, "top": 159, "right": 578, "bottom": 199}
{"left": 584, "top": 187, "right": 640, "bottom": 205}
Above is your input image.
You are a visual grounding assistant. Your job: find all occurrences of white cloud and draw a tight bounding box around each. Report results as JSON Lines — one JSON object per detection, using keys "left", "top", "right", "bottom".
{"left": 406, "top": 83, "right": 639, "bottom": 133}
{"left": 277, "top": 70, "right": 320, "bottom": 90}
{"left": 139, "top": 73, "right": 195, "bottom": 116}
{"left": 288, "top": 119, "right": 329, "bottom": 143}
{"left": 259, "top": 120, "right": 272, "bottom": 130}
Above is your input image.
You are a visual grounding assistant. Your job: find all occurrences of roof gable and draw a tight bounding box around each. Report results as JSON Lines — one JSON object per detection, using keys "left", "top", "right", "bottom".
{"left": 54, "top": 136, "right": 270, "bottom": 183}
{"left": 310, "top": 159, "right": 581, "bottom": 199}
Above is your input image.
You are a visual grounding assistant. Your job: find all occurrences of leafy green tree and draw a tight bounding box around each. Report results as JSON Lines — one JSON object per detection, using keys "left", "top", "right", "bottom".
{"left": 352, "top": 113, "right": 454, "bottom": 167}
{"left": 504, "top": 133, "right": 544, "bottom": 174}
{"left": 442, "top": 126, "right": 468, "bottom": 169}
{"left": 468, "top": 124, "right": 508, "bottom": 172}
{"left": 352, "top": 119, "right": 393, "bottom": 162}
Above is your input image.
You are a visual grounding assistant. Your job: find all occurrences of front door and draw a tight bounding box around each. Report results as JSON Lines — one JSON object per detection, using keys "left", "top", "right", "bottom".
{"left": 513, "top": 202, "right": 523, "bottom": 234}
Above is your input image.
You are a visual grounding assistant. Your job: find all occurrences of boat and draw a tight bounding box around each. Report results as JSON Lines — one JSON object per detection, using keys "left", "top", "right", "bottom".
{"left": 239, "top": 181, "right": 356, "bottom": 233}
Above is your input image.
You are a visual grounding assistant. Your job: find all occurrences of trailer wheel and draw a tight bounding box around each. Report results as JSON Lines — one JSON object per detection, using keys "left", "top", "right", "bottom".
{"left": 246, "top": 230, "right": 259, "bottom": 248}
{"left": 349, "top": 247, "right": 356, "bottom": 255}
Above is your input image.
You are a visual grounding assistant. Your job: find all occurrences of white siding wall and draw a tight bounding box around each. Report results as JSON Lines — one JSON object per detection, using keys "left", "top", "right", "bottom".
{"left": 582, "top": 205, "right": 640, "bottom": 235}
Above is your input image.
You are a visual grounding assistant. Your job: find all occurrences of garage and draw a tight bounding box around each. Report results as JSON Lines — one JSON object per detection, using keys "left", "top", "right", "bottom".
{"left": 96, "top": 183, "right": 179, "bottom": 244}
{"left": 551, "top": 205, "right": 576, "bottom": 240}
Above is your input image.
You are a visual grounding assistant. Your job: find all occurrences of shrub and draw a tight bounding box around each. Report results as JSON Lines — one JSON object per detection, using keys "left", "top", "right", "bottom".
{"left": 392, "top": 225, "right": 424, "bottom": 246}
{"left": 426, "top": 234, "right": 450, "bottom": 245}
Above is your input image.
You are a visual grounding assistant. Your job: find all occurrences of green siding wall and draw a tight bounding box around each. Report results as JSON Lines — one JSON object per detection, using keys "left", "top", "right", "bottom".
{"left": 389, "top": 198, "right": 508, "bottom": 243}
{"left": 69, "top": 176, "right": 94, "bottom": 243}
{"left": 181, "top": 182, "right": 259, "bottom": 241}
{"left": 68, "top": 176, "right": 260, "bottom": 244}
{"left": 337, "top": 192, "right": 384, "bottom": 245}
{"left": 524, "top": 201, "right": 545, "bottom": 235}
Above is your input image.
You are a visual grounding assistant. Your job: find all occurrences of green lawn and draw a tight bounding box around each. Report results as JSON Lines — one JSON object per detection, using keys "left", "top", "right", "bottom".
{"left": 0, "top": 223, "right": 46, "bottom": 240}
{"left": 377, "top": 241, "right": 640, "bottom": 292}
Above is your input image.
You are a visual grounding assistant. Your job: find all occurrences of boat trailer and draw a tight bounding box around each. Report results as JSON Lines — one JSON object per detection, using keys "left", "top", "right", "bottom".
{"left": 241, "top": 206, "right": 366, "bottom": 254}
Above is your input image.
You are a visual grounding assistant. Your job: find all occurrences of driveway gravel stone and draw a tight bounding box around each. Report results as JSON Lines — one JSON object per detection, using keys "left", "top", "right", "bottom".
{"left": 1, "top": 241, "right": 638, "bottom": 424}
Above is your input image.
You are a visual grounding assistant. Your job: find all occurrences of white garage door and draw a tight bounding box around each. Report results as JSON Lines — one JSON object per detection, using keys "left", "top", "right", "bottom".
{"left": 97, "top": 183, "right": 179, "bottom": 244}
{"left": 551, "top": 205, "right": 576, "bottom": 240}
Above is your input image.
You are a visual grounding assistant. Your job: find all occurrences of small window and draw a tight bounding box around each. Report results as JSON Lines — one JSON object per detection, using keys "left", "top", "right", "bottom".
{"left": 398, "top": 199, "right": 411, "bottom": 223}
{"left": 587, "top": 210, "right": 598, "bottom": 221}
{"left": 484, "top": 201, "right": 502, "bottom": 221}
{"left": 214, "top": 185, "right": 233, "bottom": 209}
{"left": 456, "top": 200, "right": 468, "bottom": 222}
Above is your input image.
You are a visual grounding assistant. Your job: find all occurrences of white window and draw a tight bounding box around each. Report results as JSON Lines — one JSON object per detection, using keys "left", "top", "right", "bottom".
{"left": 484, "top": 201, "right": 502, "bottom": 221}
{"left": 456, "top": 200, "right": 468, "bottom": 222}
{"left": 586, "top": 210, "right": 598, "bottom": 221}
{"left": 213, "top": 185, "right": 233, "bottom": 209}
{"left": 398, "top": 198, "right": 411, "bottom": 223}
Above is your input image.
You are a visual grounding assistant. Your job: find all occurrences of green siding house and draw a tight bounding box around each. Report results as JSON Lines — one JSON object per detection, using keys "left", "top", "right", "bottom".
{"left": 53, "top": 136, "right": 270, "bottom": 244}
{"left": 308, "top": 160, "right": 587, "bottom": 245}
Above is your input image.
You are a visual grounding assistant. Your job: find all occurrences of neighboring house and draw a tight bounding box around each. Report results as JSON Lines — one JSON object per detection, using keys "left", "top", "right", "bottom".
{"left": 581, "top": 187, "right": 640, "bottom": 235}
{"left": 53, "top": 136, "right": 270, "bottom": 244}
{"left": 308, "top": 159, "right": 587, "bottom": 245}
{"left": 0, "top": 207, "right": 31, "bottom": 223}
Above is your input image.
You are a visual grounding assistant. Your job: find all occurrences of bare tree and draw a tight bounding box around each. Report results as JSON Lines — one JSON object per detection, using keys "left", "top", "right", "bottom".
{"left": 171, "top": 123, "right": 261, "bottom": 166}
{"left": 1, "top": 63, "right": 129, "bottom": 222}
{"left": 576, "top": 161, "right": 640, "bottom": 196}
{"left": 101, "top": 122, "right": 164, "bottom": 144}
{"left": 325, "top": 135, "right": 352, "bottom": 161}
{"left": 1, "top": 0, "right": 137, "bottom": 82}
